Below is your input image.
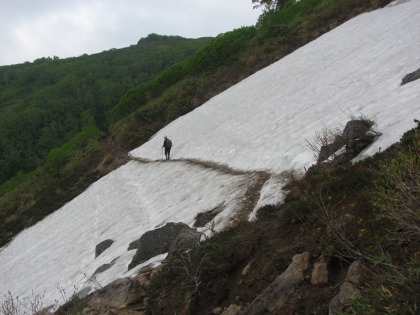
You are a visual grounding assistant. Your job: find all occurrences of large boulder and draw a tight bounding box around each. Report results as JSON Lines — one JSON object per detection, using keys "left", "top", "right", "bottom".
{"left": 128, "top": 222, "right": 198, "bottom": 270}
{"left": 342, "top": 120, "right": 373, "bottom": 142}
{"left": 242, "top": 252, "right": 311, "bottom": 315}
{"left": 86, "top": 277, "right": 144, "bottom": 310}
{"left": 317, "top": 119, "right": 377, "bottom": 164}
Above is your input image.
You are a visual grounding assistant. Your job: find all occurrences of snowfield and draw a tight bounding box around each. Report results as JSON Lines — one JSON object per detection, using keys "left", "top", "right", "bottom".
{"left": 1, "top": 0, "right": 420, "bottom": 308}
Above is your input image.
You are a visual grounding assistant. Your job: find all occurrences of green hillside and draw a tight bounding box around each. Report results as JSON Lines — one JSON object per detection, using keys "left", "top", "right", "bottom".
{"left": 0, "top": 34, "right": 211, "bottom": 185}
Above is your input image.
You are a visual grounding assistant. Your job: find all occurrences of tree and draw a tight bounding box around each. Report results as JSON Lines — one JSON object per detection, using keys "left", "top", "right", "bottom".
{"left": 252, "top": 0, "right": 288, "bottom": 12}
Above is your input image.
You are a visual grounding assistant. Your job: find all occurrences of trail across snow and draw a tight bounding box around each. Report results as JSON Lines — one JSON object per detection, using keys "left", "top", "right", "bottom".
{"left": 131, "top": 0, "right": 420, "bottom": 173}
{"left": 1, "top": 0, "right": 420, "bottom": 308}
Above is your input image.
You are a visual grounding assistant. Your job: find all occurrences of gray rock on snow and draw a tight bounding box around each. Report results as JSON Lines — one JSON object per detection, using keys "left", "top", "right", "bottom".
{"left": 128, "top": 222, "right": 200, "bottom": 270}
{"left": 95, "top": 239, "right": 114, "bottom": 258}
{"left": 401, "top": 68, "right": 420, "bottom": 85}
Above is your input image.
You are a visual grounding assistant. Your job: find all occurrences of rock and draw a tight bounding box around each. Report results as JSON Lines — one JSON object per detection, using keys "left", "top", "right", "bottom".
{"left": 95, "top": 239, "right": 114, "bottom": 258}
{"left": 92, "top": 263, "right": 113, "bottom": 276}
{"left": 76, "top": 286, "right": 92, "bottom": 299}
{"left": 167, "top": 227, "right": 201, "bottom": 258}
{"left": 317, "top": 119, "right": 376, "bottom": 164}
{"left": 87, "top": 277, "right": 144, "bottom": 310}
{"left": 243, "top": 252, "right": 311, "bottom": 315}
{"left": 242, "top": 261, "right": 252, "bottom": 277}
{"left": 284, "top": 185, "right": 302, "bottom": 202}
{"left": 342, "top": 120, "right": 373, "bottom": 142}
{"left": 402, "top": 68, "right": 420, "bottom": 85}
{"left": 329, "top": 261, "right": 366, "bottom": 314}
{"left": 221, "top": 304, "right": 242, "bottom": 315}
{"left": 82, "top": 307, "right": 94, "bottom": 315}
{"left": 194, "top": 206, "right": 223, "bottom": 227}
{"left": 150, "top": 264, "right": 164, "bottom": 280}
{"left": 136, "top": 272, "right": 151, "bottom": 289}
{"left": 311, "top": 255, "right": 329, "bottom": 285}
{"left": 128, "top": 222, "right": 193, "bottom": 270}
{"left": 317, "top": 135, "right": 346, "bottom": 164}
{"left": 211, "top": 307, "right": 223, "bottom": 314}
{"left": 127, "top": 239, "right": 140, "bottom": 251}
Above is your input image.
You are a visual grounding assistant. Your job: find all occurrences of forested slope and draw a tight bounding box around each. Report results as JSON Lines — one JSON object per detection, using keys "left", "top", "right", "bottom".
{"left": 0, "top": 34, "right": 211, "bottom": 185}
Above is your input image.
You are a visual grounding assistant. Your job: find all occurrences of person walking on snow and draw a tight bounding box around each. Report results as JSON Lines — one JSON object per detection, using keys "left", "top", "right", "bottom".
{"left": 163, "top": 136, "right": 172, "bottom": 160}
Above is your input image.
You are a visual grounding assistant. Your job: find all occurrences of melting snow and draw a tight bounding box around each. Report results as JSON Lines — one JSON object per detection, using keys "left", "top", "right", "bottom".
{"left": 1, "top": 0, "right": 420, "bottom": 308}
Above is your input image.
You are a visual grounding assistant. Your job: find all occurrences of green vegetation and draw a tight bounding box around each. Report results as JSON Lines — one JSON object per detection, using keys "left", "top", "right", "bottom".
{"left": 140, "top": 123, "right": 419, "bottom": 315}
{"left": 0, "top": 34, "right": 211, "bottom": 185}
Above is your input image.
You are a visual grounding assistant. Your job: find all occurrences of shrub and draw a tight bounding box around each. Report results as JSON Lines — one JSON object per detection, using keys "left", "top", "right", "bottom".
{"left": 372, "top": 129, "right": 420, "bottom": 241}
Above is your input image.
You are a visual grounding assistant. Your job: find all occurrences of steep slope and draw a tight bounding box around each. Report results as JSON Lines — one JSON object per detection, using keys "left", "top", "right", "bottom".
{"left": 131, "top": 0, "right": 420, "bottom": 174}
{"left": 1, "top": 0, "right": 420, "bottom": 311}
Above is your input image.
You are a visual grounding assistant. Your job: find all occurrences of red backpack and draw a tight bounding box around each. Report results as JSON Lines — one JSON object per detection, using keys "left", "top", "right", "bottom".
{"left": 166, "top": 139, "right": 172, "bottom": 148}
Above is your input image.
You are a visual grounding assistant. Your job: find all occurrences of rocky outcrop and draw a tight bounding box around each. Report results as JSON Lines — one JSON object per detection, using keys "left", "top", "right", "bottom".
{"left": 81, "top": 270, "right": 154, "bottom": 314}
{"left": 317, "top": 119, "right": 378, "bottom": 164}
{"left": 329, "top": 261, "right": 366, "bottom": 314}
{"left": 86, "top": 277, "right": 144, "bottom": 311}
{"left": 242, "top": 252, "right": 311, "bottom": 315}
{"left": 128, "top": 222, "right": 200, "bottom": 270}
{"left": 95, "top": 239, "right": 114, "bottom": 258}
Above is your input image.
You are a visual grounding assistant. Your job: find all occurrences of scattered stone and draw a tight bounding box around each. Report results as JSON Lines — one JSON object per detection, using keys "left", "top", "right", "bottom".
{"left": 329, "top": 261, "right": 366, "bottom": 314}
{"left": 95, "top": 239, "right": 114, "bottom": 258}
{"left": 242, "top": 261, "right": 252, "bottom": 277}
{"left": 401, "top": 68, "right": 420, "bottom": 85}
{"left": 243, "top": 252, "right": 311, "bottom": 315}
{"left": 311, "top": 255, "right": 329, "bottom": 285}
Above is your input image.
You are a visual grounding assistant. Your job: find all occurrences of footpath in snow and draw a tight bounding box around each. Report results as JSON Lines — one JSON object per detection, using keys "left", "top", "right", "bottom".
{"left": 1, "top": 0, "right": 420, "bottom": 309}
{"left": 131, "top": 0, "right": 420, "bottom": 174}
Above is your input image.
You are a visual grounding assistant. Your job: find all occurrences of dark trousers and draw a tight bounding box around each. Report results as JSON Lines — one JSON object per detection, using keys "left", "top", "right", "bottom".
{"left": 164, "top": 147, "right": 171, "bottom": 160}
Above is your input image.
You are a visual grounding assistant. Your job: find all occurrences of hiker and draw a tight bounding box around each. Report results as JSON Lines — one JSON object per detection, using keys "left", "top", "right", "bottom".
{"left": 163, "top": 136, "right": 172, "bottom": 160}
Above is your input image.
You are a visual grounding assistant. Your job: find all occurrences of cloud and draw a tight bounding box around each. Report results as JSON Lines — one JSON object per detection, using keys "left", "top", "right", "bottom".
{"left": 0, "top": 0, "right": 262, "bottom": 66}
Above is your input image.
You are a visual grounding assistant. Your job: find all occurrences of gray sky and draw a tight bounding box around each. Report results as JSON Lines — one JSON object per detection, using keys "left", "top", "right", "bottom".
{"left": 0, "top": 0, "right": 262, "bottom": 66}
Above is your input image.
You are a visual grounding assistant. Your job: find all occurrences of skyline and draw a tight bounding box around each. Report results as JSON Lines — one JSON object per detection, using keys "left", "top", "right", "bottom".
{"left": 0, "top": 0, "right": 262, "bottom": 66}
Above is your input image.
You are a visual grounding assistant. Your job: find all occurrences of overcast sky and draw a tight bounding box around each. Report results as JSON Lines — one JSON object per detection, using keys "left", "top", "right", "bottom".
{"left": 0, "top": 0, "right": 262, "bottom": 66}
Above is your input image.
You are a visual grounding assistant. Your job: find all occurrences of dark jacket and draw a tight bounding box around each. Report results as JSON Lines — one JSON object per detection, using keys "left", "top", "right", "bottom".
{"left": 163, "top": 138, "right": 172, "bottom": 148}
